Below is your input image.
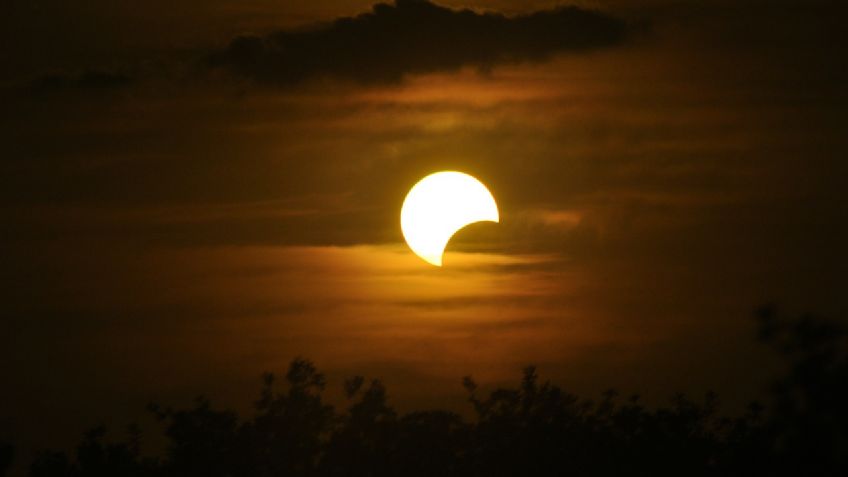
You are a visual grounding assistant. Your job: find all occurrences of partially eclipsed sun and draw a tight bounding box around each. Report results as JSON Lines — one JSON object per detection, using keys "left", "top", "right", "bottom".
{"left": 401, "top": 171, "right": 499, "bottom": 266}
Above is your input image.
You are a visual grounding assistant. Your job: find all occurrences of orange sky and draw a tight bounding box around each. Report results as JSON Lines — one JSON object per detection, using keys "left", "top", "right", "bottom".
{"left": 2, "top": 0, "right": 847, "bottom": 471}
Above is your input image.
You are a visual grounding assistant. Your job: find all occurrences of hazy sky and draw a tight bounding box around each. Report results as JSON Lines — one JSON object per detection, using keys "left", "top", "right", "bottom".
{"left": 2, "top": 0, "right": 846, "bottom": 469}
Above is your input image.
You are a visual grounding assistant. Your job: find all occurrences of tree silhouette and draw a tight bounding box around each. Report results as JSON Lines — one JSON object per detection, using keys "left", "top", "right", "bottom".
{"left": 0, "top": 442, "right": 13, "bottom": 477}
{"left": 754, "top": 306, "right": 848, "bottom": 475}
{"left": 22, "top": 309, "right": 848, "bottom": 477}
{"left": 29, "top": 427, "right": 154, "bottom": 477}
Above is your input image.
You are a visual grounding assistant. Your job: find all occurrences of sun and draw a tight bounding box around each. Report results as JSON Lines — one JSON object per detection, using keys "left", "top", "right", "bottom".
{"left": 401, "top": 171, "right": 499, "bottom": 266}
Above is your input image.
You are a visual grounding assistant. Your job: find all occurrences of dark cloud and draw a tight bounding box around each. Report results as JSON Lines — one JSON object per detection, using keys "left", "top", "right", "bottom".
{"left": 26, "top": 69, "right": 132, "bottom": 94}
{"left": 211, "top": 0, "right": 627, "bottom": 85}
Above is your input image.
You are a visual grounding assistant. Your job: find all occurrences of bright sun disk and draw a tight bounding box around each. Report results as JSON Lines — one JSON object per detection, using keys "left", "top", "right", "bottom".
{"left": 400, "top": 171, "right": 499, "bottom": 267}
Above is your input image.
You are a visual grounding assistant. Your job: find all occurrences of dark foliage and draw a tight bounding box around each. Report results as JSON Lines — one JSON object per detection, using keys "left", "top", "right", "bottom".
{"left": 0, "top": 442, "right": 13, "bottom": 477}
{"left": 25, "top": 309, "right": 848, "bottom": 476}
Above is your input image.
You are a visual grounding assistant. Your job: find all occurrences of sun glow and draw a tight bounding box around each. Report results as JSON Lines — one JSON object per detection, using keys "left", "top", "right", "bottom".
{"left": 401, "top": 171, "right": 499, "bottom": 266}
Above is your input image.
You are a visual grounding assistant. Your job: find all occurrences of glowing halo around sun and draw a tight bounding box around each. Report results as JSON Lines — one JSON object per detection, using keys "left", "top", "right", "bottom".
{"left": 401, "top": 171, "right": 499, "bottom": 266}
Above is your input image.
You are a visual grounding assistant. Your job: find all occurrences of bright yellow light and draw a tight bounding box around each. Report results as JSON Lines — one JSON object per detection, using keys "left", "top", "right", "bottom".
{"left": 401, "top": 171, "right": 499, "bottom": 267}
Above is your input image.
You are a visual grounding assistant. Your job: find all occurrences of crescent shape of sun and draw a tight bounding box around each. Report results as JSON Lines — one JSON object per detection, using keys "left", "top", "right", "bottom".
{"left": 401, "top": 171, "right": 499, "bottom": 267}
